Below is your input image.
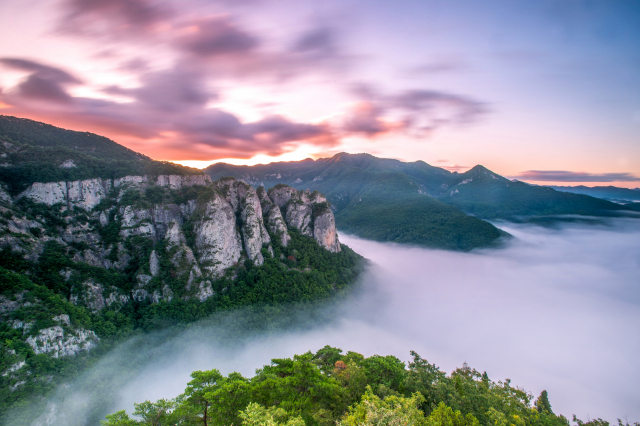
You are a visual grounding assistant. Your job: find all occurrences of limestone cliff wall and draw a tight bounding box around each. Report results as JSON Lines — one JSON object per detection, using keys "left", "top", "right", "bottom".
{"left": 17, "top": 174, "right": 213, "bottom": 210}
{"left": 4, "top": 177, "right": 341, "bottom": 308}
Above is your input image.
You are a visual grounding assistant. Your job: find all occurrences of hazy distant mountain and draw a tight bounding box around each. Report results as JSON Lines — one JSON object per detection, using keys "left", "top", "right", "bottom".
{"left": 548, "top": 185, "right": 640, "bottom": 202}
{"left": 206, "top": 153, "right": 632, "bottom": 241}
{"left": 440, "top": 166, "right": 627, "bottom": 219}
{"left": 0, "top": 115, "right": 202, "bottom": 194}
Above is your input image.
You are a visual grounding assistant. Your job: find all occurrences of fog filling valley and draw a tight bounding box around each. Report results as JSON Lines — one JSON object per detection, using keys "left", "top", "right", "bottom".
{"left": 24, "top": 218, "right": 640, "bottom": 425}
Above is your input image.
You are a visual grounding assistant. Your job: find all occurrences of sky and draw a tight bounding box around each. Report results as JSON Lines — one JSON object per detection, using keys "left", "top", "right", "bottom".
{"left": 0, "top": 0, "right": 639, "bottom": 187}
{"left": 20, "top": 219, "right": 640, "bottom": 425}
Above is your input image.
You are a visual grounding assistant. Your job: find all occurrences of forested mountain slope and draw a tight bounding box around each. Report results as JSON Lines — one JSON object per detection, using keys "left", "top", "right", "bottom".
{"left": 0, "top": 172, "right": 363, "bottom": 423}
{"left": 0, "top": 115, "right": 201, "bottom": 194}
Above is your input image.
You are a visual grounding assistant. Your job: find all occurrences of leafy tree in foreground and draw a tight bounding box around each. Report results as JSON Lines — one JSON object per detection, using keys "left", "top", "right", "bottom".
{"left": 101, "top": 346, "right": 584, "bottom": 426}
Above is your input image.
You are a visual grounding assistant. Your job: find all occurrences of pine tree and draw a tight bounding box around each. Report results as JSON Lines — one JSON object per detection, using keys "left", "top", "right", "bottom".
{"left": 535, "top": 390, "right": 553, "bottom": 414}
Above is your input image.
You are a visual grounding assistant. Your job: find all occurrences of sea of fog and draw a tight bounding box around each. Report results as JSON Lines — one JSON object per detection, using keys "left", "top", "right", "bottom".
{"left": 24, "top": 218, "right": 640, "bottom": 425}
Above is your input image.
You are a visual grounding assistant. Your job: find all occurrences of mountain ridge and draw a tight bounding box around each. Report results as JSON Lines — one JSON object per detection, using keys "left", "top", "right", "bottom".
{"left": 205, "top": 152, "right": 632, "bottom": 246}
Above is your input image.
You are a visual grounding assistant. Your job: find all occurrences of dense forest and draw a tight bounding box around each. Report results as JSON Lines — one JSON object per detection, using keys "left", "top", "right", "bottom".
{"left": 101, "top": 345, "right": 628, "bottom": 426}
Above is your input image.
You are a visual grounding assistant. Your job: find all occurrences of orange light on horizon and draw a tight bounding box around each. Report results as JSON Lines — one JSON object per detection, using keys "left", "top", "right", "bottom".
{"left": 168, "top": 146, "right": 328, "bottom": 169}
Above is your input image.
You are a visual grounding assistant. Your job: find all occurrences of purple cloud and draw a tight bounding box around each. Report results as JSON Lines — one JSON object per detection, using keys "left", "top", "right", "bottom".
{"left": 104, "top": 68, "right": 215, "bottom": 112}
{"left": 343, "top": 83, "right": 486, "bottom": 138}
{"left": 177, "top": 16, "right": 259, "bottom": 57}
{"left": 391, "top": 90, "right": 485, "bottom": 124}
{"left": 343, "top": 102, "right": 399, "bottom": 136}
{"left": 175, "top": 112, "right": 333, "bottom": 153}
{"left": 0, "top": 58, "right": 81, "bottom": 103}
{"left": 58, "top": 0, "right": 169, "bottom": 37}
{"left": 292, "top": 27, "right": 337, "bottom": 54}
{"left": 0, "top": 57, "right": 335, "bottom": 159}
{"left": 517, "top": 171, "right": 640, "bottom": 182}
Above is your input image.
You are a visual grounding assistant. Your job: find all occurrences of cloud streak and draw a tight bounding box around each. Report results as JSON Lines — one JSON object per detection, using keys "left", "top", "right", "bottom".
{"left": 517, "top": 170, "right": 640, "bottom": 182}
{"left": 343, "top": 83, "right": 486, "bottom": 137}
{"left": 0, "top": 58, "right": 81, "bottom": 104}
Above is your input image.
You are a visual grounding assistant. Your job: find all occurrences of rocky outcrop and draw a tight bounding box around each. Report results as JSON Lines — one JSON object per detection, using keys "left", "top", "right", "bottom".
{"left": 118, "top": 205, "right": 156, "bottom": 238}
{"left": 11, "top": 176, "right": 341, "bottom": 307}
{"left": 257, "top": 186, "right": 291, "bottom": 247}
{"left": 313, "top": 207, "right": 341, "bottom": 253}
{"left": 193, "top": 191, "right": 243, "bottom": 277}
{"left": 70, "top": 280, "right": 129, "bottom": 312}
{"left": 155, "top": 174, "right": 212, "bottom": 189}
{"left": 286, "top": 201, "right": 313, "bottom": 236}
{"left": 151, "top": 204, "right": 183, "bottom": 240}
{"left": 67, "top": 178, "right": 110, "bottom": 210}
{"left": 114, "top": 175, "right": 148, "bottom": 189}
{"left": 18, "top": 174, "right": 212, "bottom": 210}
{"left": 25, "top": 324, "right": 99, "bottom": 358}
{"left": 268, "top": 186, "right": 340, "bottom": 252}
{"left": 149, "top": 250, "right": 160, "bottom": 276}
{"left": 268, "top": 185, "right": 299, "bottom": 210}
{"left": 164, "top": 221, "right": 202, "bottom": 282}
{"left": 18, "top": 181, "right": 67, "bottom": 205}
{"left": 17, "top": 179, "right": 110, "bottom": 210}
{"left": 215, "top": 179, "right": 271, "bottom": 265}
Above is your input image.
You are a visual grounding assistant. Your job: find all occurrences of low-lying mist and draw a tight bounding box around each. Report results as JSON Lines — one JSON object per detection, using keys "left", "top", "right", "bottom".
{"left": 24, "top": 218, "right": 640, "bottom": 425}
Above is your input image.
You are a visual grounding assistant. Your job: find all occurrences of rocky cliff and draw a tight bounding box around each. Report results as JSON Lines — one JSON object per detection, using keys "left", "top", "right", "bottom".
{"left": 0, "top": 174, "right": 344, "bottom": 393}
{"left": 2, "top": 175, "right": 341, "bottom": 311}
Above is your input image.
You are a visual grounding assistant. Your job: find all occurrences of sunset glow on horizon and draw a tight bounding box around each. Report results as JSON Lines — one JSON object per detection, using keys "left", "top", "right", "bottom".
{"left": 0, "top": 0, "right": 638, "bottom": 187}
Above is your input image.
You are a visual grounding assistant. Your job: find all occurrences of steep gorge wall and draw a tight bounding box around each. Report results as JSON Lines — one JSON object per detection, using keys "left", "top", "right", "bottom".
{"left": 2, "top": 176, "right": 341, "bottom": 309}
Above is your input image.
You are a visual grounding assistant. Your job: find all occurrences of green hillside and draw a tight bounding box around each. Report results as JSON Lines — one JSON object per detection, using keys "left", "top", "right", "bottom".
{"left": 0, "top": 115, "right": 202, "bottom": 194}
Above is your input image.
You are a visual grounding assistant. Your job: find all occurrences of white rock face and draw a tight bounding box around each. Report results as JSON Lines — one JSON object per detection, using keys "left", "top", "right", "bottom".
{"left": 105, "top": 292, "right": 130, "bottom": 307}
{"left": 149, "top": 250, "right": 160, "bottom": 276}
{"left": 286, "top": 201, "right": 313, "bottom": 236}
{"left": 119, "top": 206, "right": 156, "bottom": 238}
{"left": 99, "top": 211, "right": 109, "bottom": 226}
{"left": 26, "top": 326, "right": 99, "bottom": 358}
{"left": 266, "top": 206, "right": 291, "bottom": 247}
{"left": 18, "top": 182, "right": 67, "bottom": 205}
{"left": 53, "top": 314, "right": 71, "bottom": 326}
{"left": 268, "top": 185, "right": 299, "bottom": 209}
{"left": 194, "top": 192, "right": 243, "bottom": 277}
{"left": 215, "top": 180, "right": 270, "bottom": 266}
{"left": 239, "top": 187, "right": 269, "bottom": 265}
{"left": 152, "top": 204, "right": 183, "bottom": 239}
{"left": 313, "top": 209, "right": 341, "bottom": 253}
{"left": 114, "top": 175, "right": 148, "bottom": 189}
{"left": 267, "top": 185, "right": 340, "bottom": 251}
{"left": 60, "top": 159, "right": 76, "bottom": 168}
{"left": 155, "top": 174, "right": 212, "bottom": 189}
{"left": 18, "top": 179, "right": 109, "bottom": 210}
{"left": 11, "top": 176, "right": 341, "bottom": 311}
{"left": 67, "top": 178, "right": 110, "bottom": 210}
